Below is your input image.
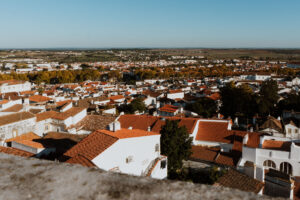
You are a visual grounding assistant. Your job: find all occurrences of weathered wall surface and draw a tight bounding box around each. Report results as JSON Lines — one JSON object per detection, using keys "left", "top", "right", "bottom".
{"left": 0, "top": 153, "right": 278, "bottom": 200}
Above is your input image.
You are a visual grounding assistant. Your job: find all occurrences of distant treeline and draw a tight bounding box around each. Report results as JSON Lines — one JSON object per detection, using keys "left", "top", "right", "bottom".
{"left": 0, "top": 69, "right": 101, "bottom": 84}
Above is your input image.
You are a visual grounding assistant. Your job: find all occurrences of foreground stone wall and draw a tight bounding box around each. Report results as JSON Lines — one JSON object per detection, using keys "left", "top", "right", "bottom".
{"left": 0, "top": 153, "right": 277, "bottom": 200}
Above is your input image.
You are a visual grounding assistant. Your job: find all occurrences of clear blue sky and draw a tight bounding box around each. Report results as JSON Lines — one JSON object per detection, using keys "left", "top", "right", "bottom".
{"left": 0, "top": 0, "right": 299, "bottom": 48}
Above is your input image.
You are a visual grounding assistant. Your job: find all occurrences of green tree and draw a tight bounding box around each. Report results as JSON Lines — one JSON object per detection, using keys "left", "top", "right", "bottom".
{"left": 160, "top": 120, "right": 192, "bottom": 178}
{"left": 259, "top": 79, "right": 279, "bottom": 116}
{"left": 129, "top": 98, "right": 146, "bottom": 113}
{"left": 185, "top": 97, "right": 217, "bottom": 118}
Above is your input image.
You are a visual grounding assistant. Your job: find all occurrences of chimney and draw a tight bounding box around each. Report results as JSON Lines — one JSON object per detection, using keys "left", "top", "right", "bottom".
{"left": 128, "top": 126, "right": 133, "bottom": 130}
{"left": 108, "top": 121, "right": 121, "bottom": 132}
{"left": 147, "top": 126, "right": 151, "bottom": 132}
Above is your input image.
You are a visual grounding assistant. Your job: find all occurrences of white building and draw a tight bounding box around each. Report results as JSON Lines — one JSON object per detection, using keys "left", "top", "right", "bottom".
{"left": 0, "top": 112, "right": 36, "bottom": 145}
{"left": 65, "top": 121, "right": 167, "bottom": 179}
{"left": 240, "top": 135, "right": 300, "bottom": 181}
{"left": 35, "top": 105, "right": 87, "bottom": 135}
{"left": 166, "top": 90, "right": 184, "bottom": 100}
{"left": 0, "top": 80, "right": 31, "bottom": 93}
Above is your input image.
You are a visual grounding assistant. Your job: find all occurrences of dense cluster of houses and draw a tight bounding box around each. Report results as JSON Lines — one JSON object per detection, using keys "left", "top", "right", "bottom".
{"left": 0, "top": 75, "right": 299, "bottom": 199}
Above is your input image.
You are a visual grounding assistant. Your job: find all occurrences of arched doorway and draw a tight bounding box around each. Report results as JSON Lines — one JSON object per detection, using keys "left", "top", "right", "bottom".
{"left": 280, "top": 162, "right": 292, "bottom": 175}
{"left": 263, "top": 160, "right": 276, "bottom": 170}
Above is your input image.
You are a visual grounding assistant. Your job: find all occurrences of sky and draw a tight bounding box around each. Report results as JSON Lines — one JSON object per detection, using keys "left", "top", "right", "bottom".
{"left": 0, "top": 0, "right": 299, "bottom": 48}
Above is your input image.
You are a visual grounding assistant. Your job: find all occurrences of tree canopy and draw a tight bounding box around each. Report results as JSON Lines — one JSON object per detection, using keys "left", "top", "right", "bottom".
{"left": 160, "top": 120, "right": 192, "bottom": 178}
{"left": 185, "top": 97, "right": 217, "bottom": 118}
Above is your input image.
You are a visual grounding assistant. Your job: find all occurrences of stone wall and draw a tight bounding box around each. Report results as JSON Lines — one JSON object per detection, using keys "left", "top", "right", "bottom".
{"left": 0, "top": 153, "right": 277, "bottom": 200}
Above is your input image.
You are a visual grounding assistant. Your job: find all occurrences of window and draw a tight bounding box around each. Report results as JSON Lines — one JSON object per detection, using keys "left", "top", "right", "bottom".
{"left": 126, "top": 156, "right": 133, "bottom": 164}
{"left": 155, "top": 144, "right": 160, "bottom": 152}
{"left": 263, "top": 160, "right": 276, "bottom": 169}
{"left": 288, "top": 128, "right": 292, "bottom": 134}
{"left": 295, "top": 129, "right": 299, "bottom": 134}
{"left": 161, "top": 160, "right": 166, "bottom": 169}
{"left": 280, "top": 162, "right": 292, "bottom": 175}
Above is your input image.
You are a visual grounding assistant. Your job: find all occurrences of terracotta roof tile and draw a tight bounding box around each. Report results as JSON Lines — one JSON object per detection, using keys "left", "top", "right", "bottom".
{"left": 262, "top": 140, "right": 291, "bottom": 151}
{"left": 159, "top": 104, "right": 179, "bottom": 113}
{"left": 65, "top": 155, "right": 96, "bottom": 167}
{"left": 196, "top": 121, "right": 247, "bottom": 144}
{"left": 215, "top": 151, "right": 241, "bottom": 167}
{"left": 0, "top": 112, "right": 35, "bottom": 126}
{"left": 119, "top": 115, "right": 158, "bottom": 131}
{"left": 215, "top": 169, "right": 264, "bottom": 194}
{"left": 99, "top": 128, "right": 159, "bottom": 139}
{"left": 36, "top": 111, "right": 57, "bottom": 122}
{"left": 70, "top": 115, "right": 116, "bottom": 132}
{"left": 1, "top": 104, "right": 23, "bottom": 112}
{"left": 15, "top": 140, "right": 45, "bottom": 149}
{"left": 190, "top": 145, "right": 219, "bottom": 162}
{"left": 29, "top": 95, "right": 52, "bottom": 103}
{"left": 5, "top": 132, "right": 41, "bottom": 143}
{"left": 109, "top": 95, "right": 125, "bottom": 101}
{"left": 0, "top": 146, "right": 34, "bottom": 157}
{"left": 64, "top": 131, "right": 118, "bottom": 160}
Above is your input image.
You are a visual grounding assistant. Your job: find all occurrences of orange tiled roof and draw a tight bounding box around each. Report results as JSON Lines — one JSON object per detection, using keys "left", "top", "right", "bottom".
{"left": 215, "top": 168, "right": 264, "bottom": 193}
{"left": 64, "top": 130, "right": 118, "bottom": 160}
{"left": 151, "top": 117, "right": 197, "bottom": 135}
{"left": 0, "top": 112, "right": 35, "bottom": 126}
{"left": 53, "top": 107, "right": 85, "bottom": 120}
{"left": 195, "top": 121, "right": 246, "bottom": 144}
{"left": 56, "top": 100, "right": 73, "bottom": 107}
{"left": 15, "top": 140, "right": 45, "bottom": 149}
{"left": 159, "top": 104, "right": 179, "bottom": 113}
{"left": 215, "top": 152, "right": 241, "bottom": 167}
{"left": 110, "top": 95, "right": 125, "bottom": 101}
{"left": 262, "top": 140, "right": 291, "bottom": 151}
{"left": 36, "top": 108, "right": 85, "bottom": 122}
{"left": 119, "top": 115, "right": 158, "bottom": 131}
{"left": 99, "top": 128, "right": 159, "bottom": 139}
{"left": 190, "top": 145, "right": 219, "bottom": 162}
{"left": 36, "top": 111, "right": 57, "bottom": 122}
{"left": 208, "top": 93, "right": 221, "bottom": 101}
{"left": 1, "top": 104, "right": 23, "bottom": 112}
{"left": 29, "top": 95, "right": 52, "bottom": 103}
{"left": 246, "top": 132, "right": 264, "bottom": 148}
{"left": 118, "top": 114, "right": 198, "bottom": 135}
{"left": 65, "top": 155, "right": 96, "bottom": 167}
{"left": 0, "top": 146, "right": 34, "bottom": 157}
{"left": 0, "top": 100, "right": 9, "bottom": 105}
{"left": 5, "top": 132, "right": 41, "bottom": 143}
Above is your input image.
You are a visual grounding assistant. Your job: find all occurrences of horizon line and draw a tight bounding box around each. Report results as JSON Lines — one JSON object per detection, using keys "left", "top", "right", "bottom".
{"left": 1, "top": 47, "right": 300, "bottom": 50}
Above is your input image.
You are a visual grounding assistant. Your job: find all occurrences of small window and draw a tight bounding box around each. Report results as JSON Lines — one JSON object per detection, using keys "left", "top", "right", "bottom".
{"left": 288, "top": 128, "right": 292, "bottom": 134}
{"left": 295, "top": 129, "right": 299, "bottom": 134}
{"left": 126, "top": 156, "right": 133, "bottom": 164}
{"left": 155, "top": 144, "right": 160, "bottom": 152}
{"left": 161, "top": 160, "right": 166, "bottom": 169}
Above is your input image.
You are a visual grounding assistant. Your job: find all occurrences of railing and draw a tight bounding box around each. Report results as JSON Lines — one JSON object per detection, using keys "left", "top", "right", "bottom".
{"left": 141, "top": 158, "right": 160, "bottom": 177}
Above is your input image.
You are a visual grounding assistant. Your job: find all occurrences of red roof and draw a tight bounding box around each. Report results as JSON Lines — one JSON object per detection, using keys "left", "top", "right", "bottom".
{"left": 118, "top": 115, "right": 197, "bottom": 135}
{"left": 109, "top": 95, "right": 125, "bottom": 101}
{"left": 208, "top": 93, "right": 221, "bottom": 101}
{"left": 66, "top": 155, "right": 96, "bottom": 167}
{"left": 118, "top": 115, "right": 158, "bottom": 131}
{"left": 0, "top": 146, "right": 34, "bottom": 157}
{"left": 262, "top": 140, "right": 291, "bottom": 151}
{"left": 159, "top": 104, "right": 179, "bottom": 113}
{"left": 29, "top": 95, "right": 52, "bottom": 103}
{"left": 99, "top": 128, "right": 159, "bottom": 139}
{"left": 64, "top": 130, "right": 118, "bottom": 160}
